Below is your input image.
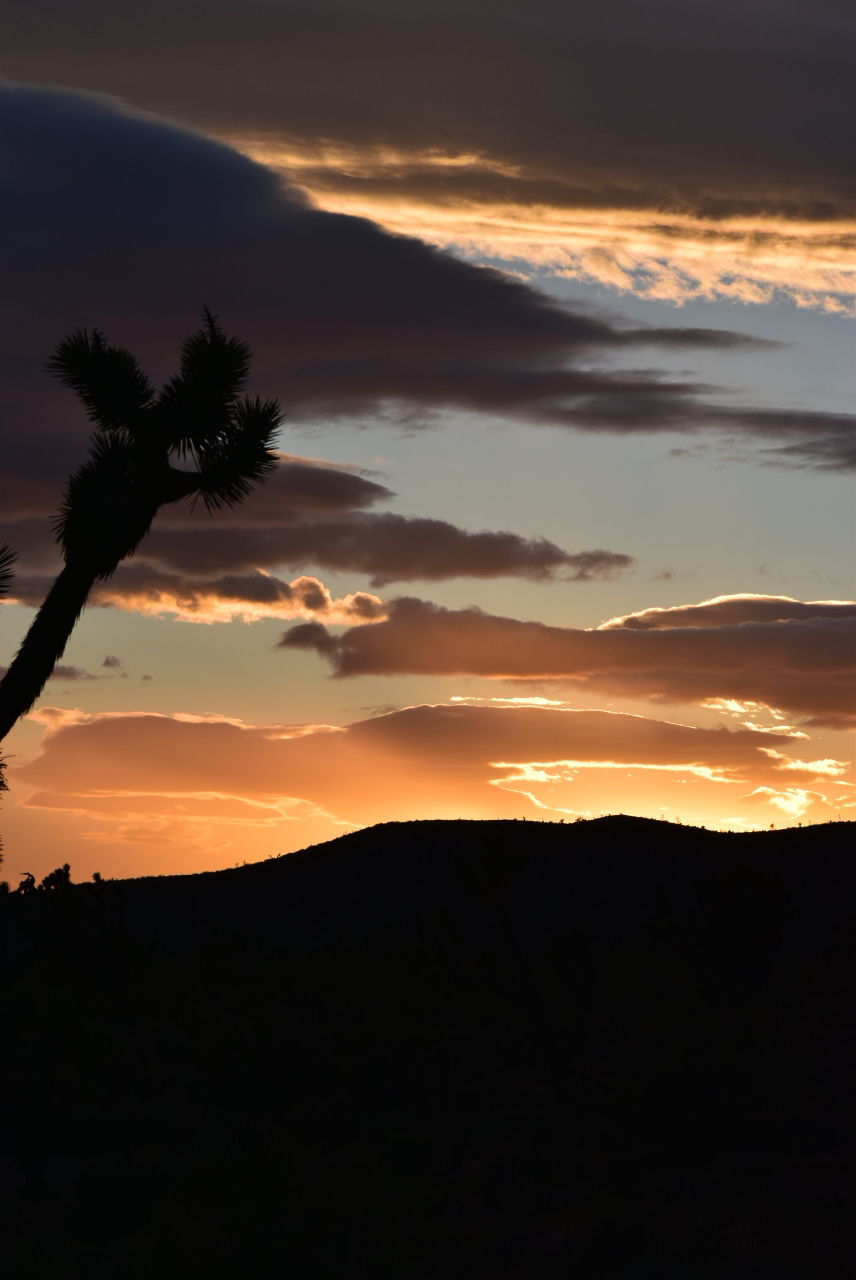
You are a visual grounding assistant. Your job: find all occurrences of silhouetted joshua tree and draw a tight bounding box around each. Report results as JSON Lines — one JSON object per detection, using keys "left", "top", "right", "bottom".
{"left": 0, "top": 544, "right": 16, "bottom": 796}
{"left": 39, "top": 862, "right": 72, "bottom": 892}
{"left": 0, "top": 313, "right": 279, "bottom": 741}
{"left": 0, "top": 545, "right": 15, "bottom": 611}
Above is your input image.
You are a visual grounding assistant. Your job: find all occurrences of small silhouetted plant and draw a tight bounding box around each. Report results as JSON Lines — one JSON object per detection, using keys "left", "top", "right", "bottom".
{"left": 0, "top": 313, "right": 280, "bottom": 742}
{"left": 39, "top": 863, "right": 72, "bottom": 892}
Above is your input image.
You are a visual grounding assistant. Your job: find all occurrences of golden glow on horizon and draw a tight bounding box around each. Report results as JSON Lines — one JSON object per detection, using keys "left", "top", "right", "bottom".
{"left": 745, "top": 786, "right": 835, "bottom": 820}
{"left": 3, "top": 695, "right": 851, "bottom": 882}
{"left": 234, "top": 136, "right": 856, "bottom": 313}
{"left": 490, "top": 758, "right": 737, "bottom": 782}
{"left": 3, "top": 587, "right": 850, "bottom": 879}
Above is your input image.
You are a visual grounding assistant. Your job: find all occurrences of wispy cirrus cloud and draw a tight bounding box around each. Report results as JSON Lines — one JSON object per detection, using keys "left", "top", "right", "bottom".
{"left": 244, "top": 142, "right": 856, "bottom": 314}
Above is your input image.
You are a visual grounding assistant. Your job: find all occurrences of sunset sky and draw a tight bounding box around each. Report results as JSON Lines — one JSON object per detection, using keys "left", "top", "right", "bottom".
{"left": 1, "top": 0, "right": 853, "bottom": 880}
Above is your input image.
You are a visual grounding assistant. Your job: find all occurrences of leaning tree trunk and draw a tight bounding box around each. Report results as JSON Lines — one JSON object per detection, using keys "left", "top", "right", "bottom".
{"left": 0, "top": 559, "right": 99, "bottom": 742}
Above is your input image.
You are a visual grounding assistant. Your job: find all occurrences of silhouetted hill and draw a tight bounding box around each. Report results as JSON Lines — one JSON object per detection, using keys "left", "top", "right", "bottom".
{"left": 2, "top": 817, "right": 855, "bottom": 1277}
{"left": 31, "top": 814, "right": 856, "bottom": 952}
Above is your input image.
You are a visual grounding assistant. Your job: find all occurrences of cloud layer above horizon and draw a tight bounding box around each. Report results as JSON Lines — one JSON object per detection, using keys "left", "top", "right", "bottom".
{"left": 282, "top": 594, "right": 856, "bottom": 729}
{"left": 3, "top": 0, "right": 854, "bottom": 309}
{"left": 12, "top": 700, "right": 852, "bottom": 865}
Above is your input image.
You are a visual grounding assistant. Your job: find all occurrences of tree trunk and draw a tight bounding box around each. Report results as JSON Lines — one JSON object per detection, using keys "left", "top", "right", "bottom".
{"left": 0, "top": 560, "right": 99, "bottom": 742}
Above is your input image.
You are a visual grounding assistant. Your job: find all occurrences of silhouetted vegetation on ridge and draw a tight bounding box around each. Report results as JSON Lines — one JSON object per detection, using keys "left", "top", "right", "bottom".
{"left": 1, "top": 816, "right": 855, "bottom": 1276}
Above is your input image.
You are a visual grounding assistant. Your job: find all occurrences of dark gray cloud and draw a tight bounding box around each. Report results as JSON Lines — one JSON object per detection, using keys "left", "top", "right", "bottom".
{"left": 281, "top": 595, "right": 856, "bottom": 725}
{"left": 51, "top": 665, "right": 97, "bottom": 682}
{"left": 2, "top": 1, "right": 853, "bottom": 219}
{"left": 141, "top": 515, "right": 633, "bottom": 586}
{"left": 0, "top": 480, "right": 633, "bottom": 599}
{"left": 0, "top": 79, "right": 850, "bottom": 508}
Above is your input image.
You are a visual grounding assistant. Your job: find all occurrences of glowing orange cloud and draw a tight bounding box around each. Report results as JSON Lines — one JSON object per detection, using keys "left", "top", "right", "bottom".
{"left": 8, "top": 701, "right": 852, "bottom": 879}
{"left": 281, "top": 595, "right": 856, "bottom": 728}
{"left": 86, "top": 573, "right": 387, "bottom": 627}
{"left": 236, "top": 137, "right": 856, "bottom": 314}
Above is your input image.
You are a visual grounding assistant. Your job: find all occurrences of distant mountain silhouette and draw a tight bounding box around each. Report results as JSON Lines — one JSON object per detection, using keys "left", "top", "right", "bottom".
{"left": 1, "top": 817, "right": 854, "bottom": 1277}
{"left": 49, "top": 814, "right": 856, "bottom": 952}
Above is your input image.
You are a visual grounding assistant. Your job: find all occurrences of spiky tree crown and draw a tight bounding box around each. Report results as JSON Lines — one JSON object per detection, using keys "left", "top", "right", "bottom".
{"left": 0, "top": 546, "right": 14, "bottom": 792}
{"left": 0, "top": 546, "right": 15, "bottom": 601}
{"left": 48, "top": 311, "right": 280, "bottom": 569}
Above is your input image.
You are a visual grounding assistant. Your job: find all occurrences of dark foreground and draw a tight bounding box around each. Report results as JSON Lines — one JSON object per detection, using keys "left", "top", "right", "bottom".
{"left": 2, "top": 817, "right": 855, "bottom": 1276}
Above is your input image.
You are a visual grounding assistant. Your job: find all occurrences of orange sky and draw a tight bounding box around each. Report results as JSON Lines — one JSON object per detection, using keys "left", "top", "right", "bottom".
{"left": 3, "top": 590, "right": 853, "bottom": 881}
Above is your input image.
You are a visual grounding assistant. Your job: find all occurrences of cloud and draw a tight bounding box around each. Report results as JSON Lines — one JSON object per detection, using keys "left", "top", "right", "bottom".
{"left": 743, "top": 786, "right": 841, "bottom": 823}
{"left": 14, "top": 701, "right": 830, "bottom": 843}
{"left": 51, "top": 665, "right": 97, "bottom": 682}
{"left": 247, "top": 147, "right": 856, "bottom": 314}
{"left": 140, "top": 515, "right": 634, "bottom": 588}
{"left": 3, "top": 2, "right": 854, "bottom": 309}
{"left": 0, "top": 662, "right": 99, "bottom": 683}
{"left": 178, "top": 454, "right": 394, "bottom": 525}
{"left": 599, "top": 594, "right": 856, "bottom": 630}
{"left": 0, "top": 78, "right": 851, "bottom": 509}
{"left": 0, "top": 462, "right": 633, "bottom": 615}
{"left": 281, "top": 595, "right": 856, "bottom": 725}
{"left": 4, "top": 563, "right": 390, "bottom": 627}
{"left": 88, "top": 570, "right": 387, "bottom": 626}
{"left": 759, "top": 747, "right": 849, "bottom": 779}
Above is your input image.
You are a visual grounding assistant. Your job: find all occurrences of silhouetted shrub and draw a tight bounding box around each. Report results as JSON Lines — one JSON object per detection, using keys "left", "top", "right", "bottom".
{"left": 39, "top": 862, "right": 73, "bottom": 892}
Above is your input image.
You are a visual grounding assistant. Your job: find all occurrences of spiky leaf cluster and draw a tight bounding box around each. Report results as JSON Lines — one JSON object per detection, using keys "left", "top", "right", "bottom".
{"left": 0, "top": 546, "right": 15, "bottom": 599}
{"left": 47, "top": 312, "right": 281, "bottom": 570}
{"left": 156, "top": 309, "right": 252, "bottom": 457}
{"left": 46, "top": 330, "right": 155, "bottom": 440}
{"left": 194, "top": 395, "right": 281, "bottom": 512}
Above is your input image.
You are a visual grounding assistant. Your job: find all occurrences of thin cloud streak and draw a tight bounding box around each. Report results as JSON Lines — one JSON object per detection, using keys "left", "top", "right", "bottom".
{"left": 243, "top": 140, "right": 856, "bottom": 313}
{"left": 600, "top": 594, "right": 856, "bottom": 630}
